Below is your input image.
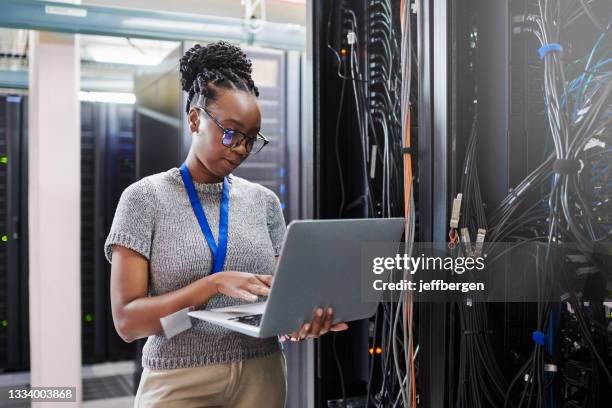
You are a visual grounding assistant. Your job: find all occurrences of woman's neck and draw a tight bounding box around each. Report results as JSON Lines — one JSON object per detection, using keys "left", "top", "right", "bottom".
{"left": 184, "top": 152, "right": 223, "bottom": 184}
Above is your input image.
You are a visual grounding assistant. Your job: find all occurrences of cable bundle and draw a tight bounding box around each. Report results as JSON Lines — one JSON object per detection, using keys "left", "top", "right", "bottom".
{"left": 473, "top": 1, "right": 612, "bottom": 407}
{"left": 444, "top": 1, "right": 611, "bottom": 406}
{"left": 326, "top": 2, "right": 416, "bottom": 407}
{"left": 450, "top": 17, "right": 510, "bottom": 408}
{"left": 368, "top": 0, "right": 405, "bottom": 218}
{"left": 365, "top": 1, "right": 418, "bottom": 407}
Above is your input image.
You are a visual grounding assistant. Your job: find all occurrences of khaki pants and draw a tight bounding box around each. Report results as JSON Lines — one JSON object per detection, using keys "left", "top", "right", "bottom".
{"left": 134, "top": 351, "right": 287, "bottom": 407}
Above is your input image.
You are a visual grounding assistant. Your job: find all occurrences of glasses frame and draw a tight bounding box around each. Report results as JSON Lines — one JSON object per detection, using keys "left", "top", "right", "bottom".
{"left": 194, "top": 106, "right": 269, "bottom": 155}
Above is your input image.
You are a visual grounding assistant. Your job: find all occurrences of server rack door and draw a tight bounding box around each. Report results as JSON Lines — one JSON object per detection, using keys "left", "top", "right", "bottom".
{"left": 134, "top": 45, "right": 184, "bottom": 180}
{"left": 81, "top": 101, "right": 136, "bottom": 364}
{"left": 237, "top": 47, "right": 291, "bottom": 220}
{"left": 0, "top": 94, "right": 29, "bottom": 372}
{"left": 103, "top": 103, "right": 137, "bottom": 361}
{"left": 81, "top": 100, "right": 102, "bottom": 363}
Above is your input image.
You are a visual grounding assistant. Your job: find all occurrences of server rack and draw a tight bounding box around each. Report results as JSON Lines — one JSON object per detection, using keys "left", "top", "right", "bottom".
{"left": 312, "top": 0, "right": 611, "bottom": 406}
{"left": 422, "top": 0, "right": 612, "bottom": 406}
{"left": 0, "top": 94, "right": 29, "bottom": 372}
{"left": 232, "top": 48, "right": 290, "bottom": 210}
{"left": 81, "top": 101, "right": 136, "bottom": 364}
{"left": 0, "top": 95, "right": 137, "bottom": 372}
{"left": 311, "top": 1, "right": 411, "bottom": 406}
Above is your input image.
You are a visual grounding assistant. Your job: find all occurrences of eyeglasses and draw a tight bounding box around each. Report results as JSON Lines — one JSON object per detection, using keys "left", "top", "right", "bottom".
{"left": 195, "top": 106, "right": 269, "bottom": 155}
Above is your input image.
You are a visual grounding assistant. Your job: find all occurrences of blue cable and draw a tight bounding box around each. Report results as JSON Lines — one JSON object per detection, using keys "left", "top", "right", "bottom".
{"left": 574, "top": 31, "right": 608, "bottom": 120}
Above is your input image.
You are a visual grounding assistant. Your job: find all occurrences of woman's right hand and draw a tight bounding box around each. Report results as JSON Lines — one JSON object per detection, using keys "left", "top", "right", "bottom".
{"left": 209, "top": 272, "right": 273, "bottom": 302}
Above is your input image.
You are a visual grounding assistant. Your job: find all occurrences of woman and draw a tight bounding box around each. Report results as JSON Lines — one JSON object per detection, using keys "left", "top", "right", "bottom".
{"left": 105, "top": 41, "right": 348, "bottom": 407}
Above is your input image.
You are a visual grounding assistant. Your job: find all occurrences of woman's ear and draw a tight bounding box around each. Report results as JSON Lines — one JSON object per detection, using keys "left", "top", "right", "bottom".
{"left": 188, "top": 108, "right": 200, "bottom": 134}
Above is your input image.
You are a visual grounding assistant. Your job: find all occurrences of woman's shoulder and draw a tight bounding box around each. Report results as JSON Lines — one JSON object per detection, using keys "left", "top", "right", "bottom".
{"left": 119, "top": 168, "right": 181, "bottom": 204}
{"left": 230, "top": 174, "right": 278, "bottom": 200}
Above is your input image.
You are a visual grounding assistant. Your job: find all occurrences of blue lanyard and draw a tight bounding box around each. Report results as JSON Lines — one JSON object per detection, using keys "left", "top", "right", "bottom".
{"left": 179, "top": 163, "right": 230, "bottom": 274}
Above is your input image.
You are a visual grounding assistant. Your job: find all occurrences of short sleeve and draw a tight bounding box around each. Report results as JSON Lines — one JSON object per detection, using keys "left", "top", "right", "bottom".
{"left": 266, "top": 191, "right": 287, "bottom": 256}
{"left": 104, "top": 179, "right": 156, "bottom": 263}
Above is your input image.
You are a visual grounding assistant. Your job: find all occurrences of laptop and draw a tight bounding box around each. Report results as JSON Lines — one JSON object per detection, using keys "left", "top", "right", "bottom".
{"left": 188, "top": 218, "right": 404, "bottom": 338}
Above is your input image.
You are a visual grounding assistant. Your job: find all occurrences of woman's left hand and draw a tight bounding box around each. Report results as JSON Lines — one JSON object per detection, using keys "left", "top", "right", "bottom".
{"left": 285, "top": 306, "right": 348, "bottom": 341}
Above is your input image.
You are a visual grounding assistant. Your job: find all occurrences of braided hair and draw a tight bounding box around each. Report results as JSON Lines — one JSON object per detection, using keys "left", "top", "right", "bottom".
{"left": 179, "top": 41, "right": 259, "bottom": 114}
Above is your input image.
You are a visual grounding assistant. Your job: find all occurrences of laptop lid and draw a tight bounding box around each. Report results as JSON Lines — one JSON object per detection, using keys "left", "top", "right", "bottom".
{"left": 258, "top": 218, "right": 404, "bottom": 337}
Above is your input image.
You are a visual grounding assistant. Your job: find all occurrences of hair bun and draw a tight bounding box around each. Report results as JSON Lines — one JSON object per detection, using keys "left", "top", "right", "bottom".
{"left": 179, "top": 43, "right": 203, "bottom": 93}
{"left": 179, "top": 41, "right": 254, "bottom": 93}
{"left": 179, "top": 41, "right": 258, "bottom": 112}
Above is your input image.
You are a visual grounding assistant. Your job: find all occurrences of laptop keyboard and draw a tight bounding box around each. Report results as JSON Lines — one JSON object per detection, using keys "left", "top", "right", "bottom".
{"left": 229, "top": 314, "right": 263, "bottom": 327}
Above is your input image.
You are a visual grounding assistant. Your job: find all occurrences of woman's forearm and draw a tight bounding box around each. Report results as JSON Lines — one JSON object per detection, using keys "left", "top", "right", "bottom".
{"left": 115, "top": 274, "right": 219, "bottom": 343}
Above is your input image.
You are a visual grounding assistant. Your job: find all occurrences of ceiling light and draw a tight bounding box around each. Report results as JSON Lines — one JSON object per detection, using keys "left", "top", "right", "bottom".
{"left": 78, "top": 91, "right": 135, "bottom": 104}
{"left": 85, "top": 45, "right": 164, "bottom": 66}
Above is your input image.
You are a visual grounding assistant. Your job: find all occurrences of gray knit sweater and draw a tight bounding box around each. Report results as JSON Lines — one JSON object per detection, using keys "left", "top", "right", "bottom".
{"left": 104, "top": 167, "right": 286, "bottom": 369}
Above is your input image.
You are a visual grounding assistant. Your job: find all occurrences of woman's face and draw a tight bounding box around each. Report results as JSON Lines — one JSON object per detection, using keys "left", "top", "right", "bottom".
{"left": 188, "top": 87, "right": 262, "bottom": 178}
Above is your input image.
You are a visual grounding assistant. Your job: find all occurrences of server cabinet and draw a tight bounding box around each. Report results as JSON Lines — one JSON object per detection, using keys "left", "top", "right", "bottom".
{"left": 311, "top": 0, "right": 410, "bottom": 406}
{"left": 0, "top": 94, "right": 29, "bottom": 372}
{"left": 134, "top": 45, "right": 185, "bottom": 181}
{"left": 419, "top": 0, "right": 612, "bottom": 406}
{"left": 0, "top": 95, "right": 138, "bottom": 371}
{"left": 81, "top": 101, "right": 136, "bottom": 364}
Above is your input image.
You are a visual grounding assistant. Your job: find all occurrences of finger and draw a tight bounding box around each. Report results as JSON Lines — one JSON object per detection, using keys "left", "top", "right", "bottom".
{"left": 330, "top": 323, "right": 349, "bottom": 331}
{"left": 319, "top": 307, "right": 334, "bottom": 335}
{"left": 308, "top": 307, "right": 325, "bottom": 337}
{"left": 298, "top": 323, "right": 311, "bottom": 340}
{"left": 254, "top": 274, "right": 273, "bottom": 287}
{"left": 229, "top": 288, "right": 258, "bottom": 302}
{"left": 246, "top": 283, "right": 270, "bottom": 297}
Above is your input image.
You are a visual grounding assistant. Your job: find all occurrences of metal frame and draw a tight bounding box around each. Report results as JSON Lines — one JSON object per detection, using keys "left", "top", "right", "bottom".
{"left": 286, "top": 51, "right": 303, "bottom": 222}
{"left": 475, "top": 0, "right": 510, "bottom": 206}
{"left": 0, "top": 0, "right": 305, "bottom": 51}
{"left": 0, "top": 70, "right": 134, "bottom": 93}
{"left": 432, "top": 0, "right": 450, "bottom": 243}
{"left": 283, "top": 3, "right": 315, "bottom": 407}
{"left": 301, "top": 2, "right": 314, "bottom": 224}
{"left": 0, "top": 71, "right": 28, "bottom": 90}
{"left": 417, "top": 0, "right": 453, "bottom": 406}
{"left": 4, "top": 94, "right": 29, "bottom": 370}
{"left": 417, "top": 0, "right": 434, "bottom": 243}
{"left": 93, "top": 103, "right": 107, "bottom": 360}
